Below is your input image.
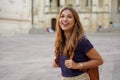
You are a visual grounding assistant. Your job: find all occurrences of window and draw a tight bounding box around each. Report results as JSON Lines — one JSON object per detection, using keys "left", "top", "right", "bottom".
{"left": 86, "top": 0, "right": 88, "bottom": 7}
{"left": 118, "top": 0, "right": 120, "bottom": 13}
{"left": 80, "top": 0, "right": 90, "bottom": 8}
{"left": 44, "top": 0, "right": 58, "bottom": 13}
{"left": 99, "top": 0, "right": 103, "bottom": 8}
{"left": 80, "top": 0, "right": 85, "bottom": 8}
{"left": 57, "top": 0, "right": 60, "bottom": 7}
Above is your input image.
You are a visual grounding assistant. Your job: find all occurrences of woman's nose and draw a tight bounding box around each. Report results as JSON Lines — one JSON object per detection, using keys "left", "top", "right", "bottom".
{"left": 63, "top": 17, "right": 68, "bottom": 21}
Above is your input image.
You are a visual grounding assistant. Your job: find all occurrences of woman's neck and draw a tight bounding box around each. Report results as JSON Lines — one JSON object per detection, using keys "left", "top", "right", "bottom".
{"left": 64, "top": 31, "right": 72, "bottom": 41}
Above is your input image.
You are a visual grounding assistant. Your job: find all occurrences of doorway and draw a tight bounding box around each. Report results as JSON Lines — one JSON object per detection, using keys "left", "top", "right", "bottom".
{"left": 51, "top": 18, "right": 56, "bottom": 31}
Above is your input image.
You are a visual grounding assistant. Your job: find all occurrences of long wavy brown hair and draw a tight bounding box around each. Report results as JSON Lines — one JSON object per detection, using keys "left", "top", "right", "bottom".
{"left": 54, "top": 7, "right": 85, "bottom": 58}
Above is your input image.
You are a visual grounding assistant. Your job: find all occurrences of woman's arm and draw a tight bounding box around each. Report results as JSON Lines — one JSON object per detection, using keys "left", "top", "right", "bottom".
{"left": 65, "top": 48, "right": 103, "bottom": 70}
{"left": 80, "top": 48, "right": 103, "bottom": 70}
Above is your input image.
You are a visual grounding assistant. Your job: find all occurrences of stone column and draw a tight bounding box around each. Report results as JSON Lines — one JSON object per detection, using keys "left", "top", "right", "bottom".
{"left": 76, "top": 0, "right": 80, "bottom": 5}
{"left": 0, "top": 0, "right": 2, "bottom": 11}
{"left": 92, "top": 0, "right": 97, "bottom": 12}
{"left": 75, "top": 0, "right": 80, "bottom": 11}
{"left": 51, "top": 0, "right": 57, "bottom": 12}
{"left": 44, "top": 0, "right": 50, "bottom": 12}
{"left": 45, "top": 0, "right": 50, "bottom": 6}
{"left": 60, "top": 0, "right": 65, "bottom": 7}
{"left": 88, "top": 0, "right": 91, "bottom": 7}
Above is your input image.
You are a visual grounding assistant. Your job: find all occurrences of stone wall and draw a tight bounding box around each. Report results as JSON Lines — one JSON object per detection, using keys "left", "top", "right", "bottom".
{"left": 0, "top": 0, "right": 32, "bottom": 36}
{"left": 0, "top": 0, "right": 119, "bottom": 36}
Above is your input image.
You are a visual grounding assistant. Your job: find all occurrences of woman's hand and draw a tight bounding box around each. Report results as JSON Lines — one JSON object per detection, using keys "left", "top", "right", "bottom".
{"left": 52, "top": 59, "right": 59, "bottom": 67}
{"left": 65, "top": 59, "right": 80, "bottom": 69}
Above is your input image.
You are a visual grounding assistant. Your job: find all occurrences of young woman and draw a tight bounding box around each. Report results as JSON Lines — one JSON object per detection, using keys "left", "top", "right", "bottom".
{"left": 53, "top": 7, "right": 103, "bottom": 80}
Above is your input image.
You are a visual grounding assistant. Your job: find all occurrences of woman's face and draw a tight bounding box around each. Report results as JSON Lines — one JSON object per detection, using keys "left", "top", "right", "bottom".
{"left": 59, "top": 9, "right": 75, "bottom": 32}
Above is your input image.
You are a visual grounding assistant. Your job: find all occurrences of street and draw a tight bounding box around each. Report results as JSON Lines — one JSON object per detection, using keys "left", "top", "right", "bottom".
{"left": 0, "top": 32, "right": 120, "bottom": 80}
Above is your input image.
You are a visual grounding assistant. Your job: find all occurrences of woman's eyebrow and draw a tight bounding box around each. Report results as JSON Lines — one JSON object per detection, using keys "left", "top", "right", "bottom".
{"left": 61, "top": 13, "right": 73, "bottom": 16}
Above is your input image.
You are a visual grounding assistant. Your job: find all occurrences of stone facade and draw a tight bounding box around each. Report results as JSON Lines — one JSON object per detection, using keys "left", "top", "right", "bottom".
{"left": 0, "top": 0, "right": 32, "bottom": 36}
{"left": 0, "top": 0, "right": 119, "bottom": 36}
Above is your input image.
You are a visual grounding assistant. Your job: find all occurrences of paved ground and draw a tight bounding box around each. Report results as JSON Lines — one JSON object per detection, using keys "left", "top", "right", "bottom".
{"left": 0, "top": 32, "right": 120, "bottom": 80}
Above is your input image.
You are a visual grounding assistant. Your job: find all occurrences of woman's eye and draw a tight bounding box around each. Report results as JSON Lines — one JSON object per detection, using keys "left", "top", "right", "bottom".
{"left": 60, "top": 15, "right": 64, "bottom": 18}
{"left": 60, "top": 15, "right": 73, "bottom": 19}
{"left": 68, "top": 16, "right": 72, "bottom": 18}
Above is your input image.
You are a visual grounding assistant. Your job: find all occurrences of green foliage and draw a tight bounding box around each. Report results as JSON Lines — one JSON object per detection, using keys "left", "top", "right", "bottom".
{"left": 67, "top": 4, "right": 73, "bottom": 7}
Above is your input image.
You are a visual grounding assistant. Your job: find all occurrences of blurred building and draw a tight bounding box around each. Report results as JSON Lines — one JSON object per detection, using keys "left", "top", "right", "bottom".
{"left": 0, "top": 0, "right": 120, "bottom": 36}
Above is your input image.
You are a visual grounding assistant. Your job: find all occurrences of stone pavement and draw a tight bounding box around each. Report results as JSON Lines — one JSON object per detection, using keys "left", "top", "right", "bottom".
{"left": 0, "top": 32, "right": 120, "bottom": 80}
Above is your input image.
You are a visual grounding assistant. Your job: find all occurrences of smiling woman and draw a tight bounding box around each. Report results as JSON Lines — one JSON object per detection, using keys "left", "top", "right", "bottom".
{"left": 53, "top": 7, "right": 103, "bottom": 80}
{"left": 59, "top": 9, "right": 75, "bottom": 33}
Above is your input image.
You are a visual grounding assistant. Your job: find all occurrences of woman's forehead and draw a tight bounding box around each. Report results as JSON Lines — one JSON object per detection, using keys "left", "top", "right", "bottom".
{"left": 61, "top": 9, "right": 73, "bottom": 15}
